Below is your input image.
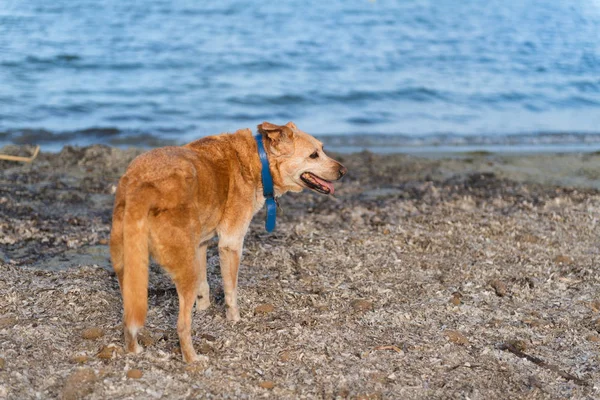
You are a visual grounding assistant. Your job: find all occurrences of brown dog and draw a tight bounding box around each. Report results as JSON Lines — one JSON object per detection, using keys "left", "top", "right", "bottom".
{"left": 110, "top": 121, "right": 346, "bottom": 363}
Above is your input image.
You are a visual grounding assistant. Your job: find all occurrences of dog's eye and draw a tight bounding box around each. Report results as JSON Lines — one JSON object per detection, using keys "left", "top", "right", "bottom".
{"left": 310, "top": 151, "right": 319, "bottom": 159}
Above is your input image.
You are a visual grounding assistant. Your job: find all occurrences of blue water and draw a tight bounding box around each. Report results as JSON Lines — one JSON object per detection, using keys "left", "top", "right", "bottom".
{"left": 1, "top": 0, "right": 600, "bottom": 150}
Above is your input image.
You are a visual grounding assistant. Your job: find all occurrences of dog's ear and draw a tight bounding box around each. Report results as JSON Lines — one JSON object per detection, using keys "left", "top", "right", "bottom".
{"left": 258, "top": 122, "right": 294, "bottom": 156}
{"left": 285, "top": 121, "right": 298, "bottom": 130}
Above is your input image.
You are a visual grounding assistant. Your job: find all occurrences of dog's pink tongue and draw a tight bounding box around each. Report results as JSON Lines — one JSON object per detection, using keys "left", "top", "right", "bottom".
{"left": 313, "top": 175, "right": 335, "bottom": 194}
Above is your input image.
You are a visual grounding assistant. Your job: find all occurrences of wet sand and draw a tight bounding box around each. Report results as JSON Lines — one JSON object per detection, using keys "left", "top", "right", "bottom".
{"left": 1, "top": 144, "right": 599, "bottom": 399}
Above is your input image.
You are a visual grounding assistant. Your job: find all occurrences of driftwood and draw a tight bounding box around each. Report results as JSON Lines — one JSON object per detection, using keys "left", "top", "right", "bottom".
{"left": 0, "top": 145, "right": 40, "bottom": 163}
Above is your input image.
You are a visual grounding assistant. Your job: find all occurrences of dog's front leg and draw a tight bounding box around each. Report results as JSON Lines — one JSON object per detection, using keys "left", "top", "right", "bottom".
{"left": 218, "top": 238, "right": 243, "bottom": 322}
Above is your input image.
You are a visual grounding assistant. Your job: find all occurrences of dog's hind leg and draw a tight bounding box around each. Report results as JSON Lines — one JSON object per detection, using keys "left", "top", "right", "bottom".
{"left": 166, "top": 244, "right": 201, "bottom": 363}
{"left": 195, "top": 243, "right": 210, "bottom": 311}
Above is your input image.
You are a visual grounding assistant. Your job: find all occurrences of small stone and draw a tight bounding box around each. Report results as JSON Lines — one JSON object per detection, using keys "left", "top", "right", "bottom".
{"left": 97, "top": 346, "right": 115, "bottom": 360}
{"left": 198, "top": 343, "right": 213, "bottom": 355}
{"left": 201, "top": 333, "right": 216, "bottom": 342}
{"left": 490, "top": 279, "right": 507, "bottom": 297}
{"left": 259, "top": 381, "right": 275, "bottom": 389}
{"left": 449, "top": 292, "right": 462, "bottom": 306}
{"left": 553, "top": 255, "right": 573, "bottom": 265}
{"left": 518, "top": 234, "right": 539, "bottom": 244}
{"left": 0, "top": 358, "right": 5, "bottom": 369}
{"left": 138, "top": 333, "right": 155, "bottom": 347}
{"left": 254, "top": 304, "right": 275, "bottom": 314}
{"left": 62, "top": 368, "right": 96, "bottom": 400}
{"left": 81, "top": 327, "right": 104, "bottom": 340}
{"left": 589, "top": 300, "right": 600, "bottom": 313}
{"left": 279, "top": 351, "right": 291, "bottom": 362}
{"left": 351, "top": 299, "right": 373, "bottom": 312}
{"left": 71, "top": 355, "right": 89, "bottom": 364}
{"left": 98, "top": 238, "right": 109, "bottom": 245}
{"left": 586, "top": 335, "right": 600, "bottom": 342}
{"left": 508, "top": 339, "right": 528, "bottom": 352}
{"left": 444, "top": 330, "right": 469, "bottom": 345}
{"left": 126, "top": 369, "right": 143, "bottom": 379}
{"left": 0, "top": 317, "right": 17, "bottom": 329}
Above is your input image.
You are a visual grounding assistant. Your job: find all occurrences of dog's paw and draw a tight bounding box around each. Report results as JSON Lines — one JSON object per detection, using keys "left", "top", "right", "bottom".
{"left": 195, "top": 296, "right": 210, "bottom": 311}
{"left": 226, "top": 307, "right": 241, "bottom": 322}
{"left": 183, "top": 353, "right": 209, "bottom": 364}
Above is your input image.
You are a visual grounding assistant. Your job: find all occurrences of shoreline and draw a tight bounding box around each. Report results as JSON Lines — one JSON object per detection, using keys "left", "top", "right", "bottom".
{"left": 1, "top": 144, "right": 599, "bottom": 398}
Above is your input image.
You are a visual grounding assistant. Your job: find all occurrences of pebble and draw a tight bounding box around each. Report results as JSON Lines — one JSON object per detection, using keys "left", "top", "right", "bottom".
{"left": 97, "top": 345, "right": 119, "bottom": 360}
{"left": 201, "top": 333, "right": 216, "bottom": 342}
{"left": 0, "top": 317, "right": 17, "bottom": 329}
{"left": 138, "top": 333, "right": 155, "bottom": 347}
{"left": 449, "top": 292, "right": 462, "bottom": 306}
{"left": 198, "top": 343, "right": 213, "bottom": 355}
{"left": 508, "top": 339, "right": 528, "bottom": 351}
{"left": 586, "top": 335, "right": 600, "bottom": 342}
{"left": 258, "top": 381, "right": 275, "bottom": 389}
{"left": 553, "top": 255, "right": 573, "bottom": 265}
{"left": 81, "top": 327, "right": 104, "bottom": 340}
{"left": 444, "top": 330, "right": 469, "bottom": 345}
{"left": 62, "top": 368, "right": 96, "bottom": 400}
{"left": 0, "top": 358, "right": 5, "bottom": 369}
{"left": 490, "top": 279, "right": 507, "bottom": 297}
{"left": 254, "top": 304, "right": 275, "bottom": 314}
{"left": 126, "top": 369, "right": 143, "bottom": 379}
{"left": 71, "top": 355, "right": 89, "bottom": 364}
{"left": 351, "top": 299, "right": 373, "bottom": 312}
{"left": 279, "top": 351, "right": 291, "bottom": 362}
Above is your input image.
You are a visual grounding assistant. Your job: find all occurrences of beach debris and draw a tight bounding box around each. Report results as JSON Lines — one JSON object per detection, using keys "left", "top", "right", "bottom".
{"left": 498, "top": 342, "right": 588, "bottom": 387}
{"left": 0, "top": 145, "right": 40, "bottom": 163}
{"left": 373, "top": 345, "right": 403, "bottom": 354}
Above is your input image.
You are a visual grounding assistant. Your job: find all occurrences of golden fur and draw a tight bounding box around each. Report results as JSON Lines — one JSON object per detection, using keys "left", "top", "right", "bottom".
{"left": 110, "top": 121, "right": 346, "bottom": 363}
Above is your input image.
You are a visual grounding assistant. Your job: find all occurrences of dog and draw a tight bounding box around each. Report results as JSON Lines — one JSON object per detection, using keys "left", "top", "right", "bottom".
{"left": 110, "top": 121, "right": 347, "bottom": 363}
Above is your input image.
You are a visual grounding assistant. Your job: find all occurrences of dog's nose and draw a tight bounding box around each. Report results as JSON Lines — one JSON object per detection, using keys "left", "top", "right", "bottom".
{"left": 338, "top": 165, "right": 348, "bottom": 179}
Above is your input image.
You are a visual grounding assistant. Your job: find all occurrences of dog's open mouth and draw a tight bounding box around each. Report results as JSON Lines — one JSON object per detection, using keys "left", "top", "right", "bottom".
{"left": 300, "top": 172, "right": 334, "bottom": 195}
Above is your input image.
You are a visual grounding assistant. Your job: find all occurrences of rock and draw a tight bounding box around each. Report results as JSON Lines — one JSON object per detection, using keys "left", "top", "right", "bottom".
{"left": 62, "top": 368, "right": 96, "bottom": 400}
{"left": 449, "top": 292, "right": 462, "bottom": 306}
{"left": 0, "top": 357, "right": 5, "bottom": 369}
{"left": 444, "top": 330, "right": 469, "bottom": 345}
{"left": 97, "top": 345, "right": 118, "bottom": 360}
{"left": 490, "top": 279, "right": 507, "bottom": 297}
{"left": 351, "top": 299, "right": 373, "bottom": 312}
{"left": 198, "top": 343, "right": 213, "bottom": 355}
{"left": 259, "top": 381, "right": 275, "bottom": 389}
{"left": 81, "top": 327, "right": 104, "bottom": 340}
{"left": 507, "top": 339, "right": 528, "bottom": 352}
{"left": 70, "top": 355, "right": 89, "bottom": 364}
{"left": 589, "top": 300, "right": 600, "bottom": 313}
{"left": 553, "top": 255, "right": 573, "bottom": 265}
{"left": 518, "top": 234, "right": 540, "bottom": 244}
{"left": 138, "top": 333, "right": 155, "bottom": 347}
{"left": 201, "top": 333, "right": 217, "bottom": 342}
{"left": 0, "top": 317, "right": 17, "bottom": 329}
{"left": 126, "top": 369, "right": 143, "bottom": 379}
{"left": 254, "top": 304, "right": 275, "bottom": 314}
{"left": 279, "top": 351, "right": 291, "bottom": 362}
{"left": 586, "top": 335, "right": 600, "bottom": 342}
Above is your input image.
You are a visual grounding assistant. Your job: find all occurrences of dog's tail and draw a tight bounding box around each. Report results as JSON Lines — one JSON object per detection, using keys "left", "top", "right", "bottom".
{"left": 119, "top": 183, "right": 154, "bottom": 342}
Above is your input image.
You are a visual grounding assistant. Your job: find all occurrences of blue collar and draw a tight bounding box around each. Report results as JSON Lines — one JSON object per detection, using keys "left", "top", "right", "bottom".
{"left": 254, "top": 133, "right": 277, "bottom": 232}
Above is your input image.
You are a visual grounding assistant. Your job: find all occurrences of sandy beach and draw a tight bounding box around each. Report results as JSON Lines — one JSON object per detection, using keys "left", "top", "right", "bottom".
{"left": 1, "top": 144, "right": 599, "bottom": 399}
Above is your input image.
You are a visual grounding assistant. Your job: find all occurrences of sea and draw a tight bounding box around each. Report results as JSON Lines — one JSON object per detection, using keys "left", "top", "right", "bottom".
{"left": 1, "top": 0, "right": 600, "bottom": 153}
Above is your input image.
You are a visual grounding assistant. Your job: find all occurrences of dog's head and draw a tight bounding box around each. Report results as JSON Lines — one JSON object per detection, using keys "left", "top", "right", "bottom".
{"left": 258, "top": 121, "right": 347, "bottom": 196}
